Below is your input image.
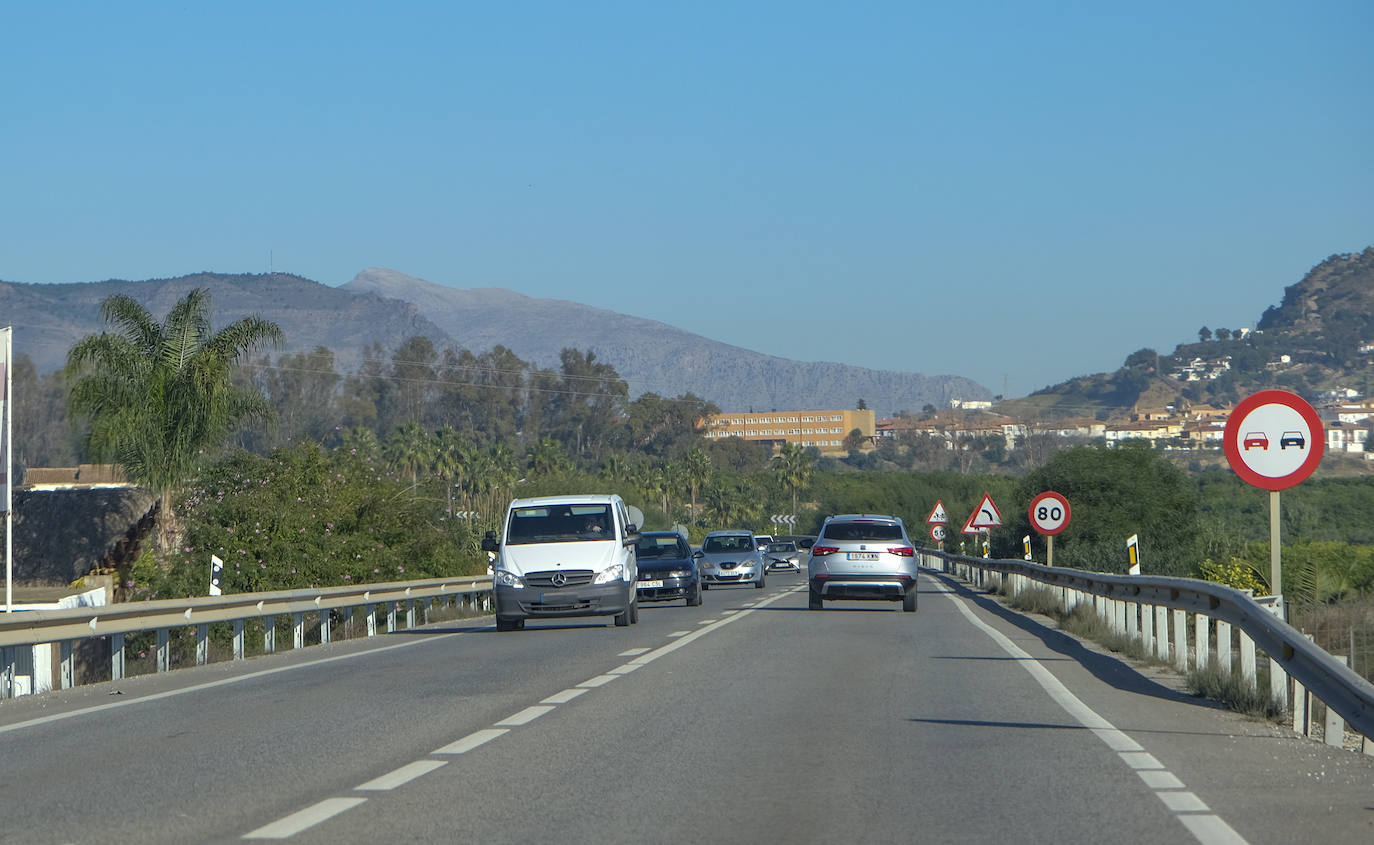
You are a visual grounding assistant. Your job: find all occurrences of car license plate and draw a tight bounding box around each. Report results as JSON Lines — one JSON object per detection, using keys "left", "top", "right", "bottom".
{"left": 638, "top": 579, "right": 664, "bottom": 589}
{"left": 847, "top": 552, "right": 879, "bottom": 561}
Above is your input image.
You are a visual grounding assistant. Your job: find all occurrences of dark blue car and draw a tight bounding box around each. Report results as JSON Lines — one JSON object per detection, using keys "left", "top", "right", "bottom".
{"left": 635, "top": 531, "right": 702, "bottom": 607}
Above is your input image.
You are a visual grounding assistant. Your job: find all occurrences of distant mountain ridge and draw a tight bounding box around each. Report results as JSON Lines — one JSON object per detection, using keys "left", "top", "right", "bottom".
{"left": 0, "top": 269, "right": 990, "bottom": 417}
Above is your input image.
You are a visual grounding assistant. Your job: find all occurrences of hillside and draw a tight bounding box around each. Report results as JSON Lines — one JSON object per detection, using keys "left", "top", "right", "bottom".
{"left": 0, "top": 270, "right": 990, "bottom": 417}
{"left": 1007, "top": 247, "right": 1374, "bottom": 416}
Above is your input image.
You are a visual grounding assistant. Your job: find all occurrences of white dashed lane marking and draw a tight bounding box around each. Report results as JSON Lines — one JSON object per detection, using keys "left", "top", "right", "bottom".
{"left": 494, "top": 705, "right": 554, "bottom": 727}
{"left": 433, "top": 728, "right": 508, "bottom": 755}
{"left": 542, "top": 688, "right": 588, "bottom": 704}
{"left": 355, "top": 760, "right": 447, "bottom": 791}
{"left": 242, "top": 798, "right": 368, "bottom": 839}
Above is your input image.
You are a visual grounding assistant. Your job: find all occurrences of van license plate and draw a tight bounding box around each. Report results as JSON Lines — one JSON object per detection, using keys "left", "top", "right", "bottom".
{"left": 847, "top": 552, "right": 879, "bottom": 561}
{"left": 638, "top": 579, "right": 664, "bottom": 589}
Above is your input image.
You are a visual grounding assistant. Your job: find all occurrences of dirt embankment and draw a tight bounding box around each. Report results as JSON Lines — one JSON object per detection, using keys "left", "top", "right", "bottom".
{"left": 2, "top": 488, "right": 157, "bottom": 587}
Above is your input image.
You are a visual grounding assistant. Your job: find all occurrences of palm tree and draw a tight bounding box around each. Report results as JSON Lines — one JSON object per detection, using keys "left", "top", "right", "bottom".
{"left": 384, "top": 421, "right": 433, "bottom": 486}
{"left": 683, "top": 447, "right": 711, "bottom": 515}
{"left": 66, "top": 289, "right": 283, "bottom": 551}
{"left": 433, "top": 424, "right": 472, "bottom": 515}
{"left": 772, "top": 441, "right": 814, "bottom": 517}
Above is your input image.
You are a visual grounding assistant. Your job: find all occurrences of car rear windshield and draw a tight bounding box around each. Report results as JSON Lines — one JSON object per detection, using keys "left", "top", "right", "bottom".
{"left": 702, "top": 535, "right": 752, "bottom": 553}
{"left": 507, "top": 504, "right": 613, "bottom": 544}
{"left": 821, "top": 521, "right": 904, "bottom": 542}
{"left": 637, "top": 536, "right": 689, "bottom": 558}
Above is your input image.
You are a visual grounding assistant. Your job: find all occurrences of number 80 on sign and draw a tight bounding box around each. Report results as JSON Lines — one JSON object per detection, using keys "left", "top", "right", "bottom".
{"left": 1028, "top": 491, "right": 1071, "bottom": 535}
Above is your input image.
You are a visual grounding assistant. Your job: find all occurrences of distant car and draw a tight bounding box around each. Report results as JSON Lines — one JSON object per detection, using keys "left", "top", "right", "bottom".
{"left": 763, "top": 541, "right": 801, "bottom": 573}
{"left": 1280, "top": 431, "right": 1306, "bottom": 450}
{"left": 807, "top": 514, "right": 918, "bottom": 612}
{"left": 1243, "top": 432, "right": 1269, "bottom": 450}
{"left": 754, "top": 534, "right": 775, "bottom": 550}
{"left": 635, "top": 531, "right": 702, "bottom": 606}
{"left": 696, "top": 530, "right": 766, "bottom": 589}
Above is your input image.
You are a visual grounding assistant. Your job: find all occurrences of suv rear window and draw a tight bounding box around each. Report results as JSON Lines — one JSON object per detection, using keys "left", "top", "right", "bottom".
{"left": 821, "top": 521, "right": 904, "bottom": 542}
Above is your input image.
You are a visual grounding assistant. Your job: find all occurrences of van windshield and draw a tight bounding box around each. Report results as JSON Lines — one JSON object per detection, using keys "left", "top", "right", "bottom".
{"left": 507, "top": 504, "right": 613, "bottom": 544}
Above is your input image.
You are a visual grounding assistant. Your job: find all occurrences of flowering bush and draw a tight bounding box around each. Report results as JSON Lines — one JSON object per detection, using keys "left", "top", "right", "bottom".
{"left": 143, "top": 441, "right": 488, "bottom": 597}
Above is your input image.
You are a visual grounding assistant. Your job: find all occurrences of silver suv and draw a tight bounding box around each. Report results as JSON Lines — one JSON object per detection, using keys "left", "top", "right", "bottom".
{"left": 807, "top": 514, "right": 918, "bottom": 612}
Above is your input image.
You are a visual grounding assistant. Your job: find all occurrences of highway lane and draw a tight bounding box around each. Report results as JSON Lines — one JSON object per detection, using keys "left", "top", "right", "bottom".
{"left": 0, "top": 569, "right": 1370, "bottom": 844}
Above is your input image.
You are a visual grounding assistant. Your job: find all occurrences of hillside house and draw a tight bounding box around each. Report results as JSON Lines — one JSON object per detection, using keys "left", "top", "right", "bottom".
{"left": 1326, "top": 421, "right": 1368, "bottom": 454}
{"left": 1104, "top": 420, "right": 1183, "bottom": 446}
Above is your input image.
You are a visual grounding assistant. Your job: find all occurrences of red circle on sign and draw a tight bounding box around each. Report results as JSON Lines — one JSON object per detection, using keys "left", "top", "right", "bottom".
{"left": 1223, "top": 390, "right": 1324, "bottom": 490}
{"left": 1028, "top": 491, "right": 1071, "bottom": 535}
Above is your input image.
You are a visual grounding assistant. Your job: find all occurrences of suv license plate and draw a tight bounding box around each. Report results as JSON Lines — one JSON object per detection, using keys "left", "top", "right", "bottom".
{"left": 847, "top": 552, "right": 879, "bottom": 561}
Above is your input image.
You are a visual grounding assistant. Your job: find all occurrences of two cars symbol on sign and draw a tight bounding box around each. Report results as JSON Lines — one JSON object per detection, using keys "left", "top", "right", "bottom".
{"left": 1223, "top": 390, "right": 1324, "bottom": 491}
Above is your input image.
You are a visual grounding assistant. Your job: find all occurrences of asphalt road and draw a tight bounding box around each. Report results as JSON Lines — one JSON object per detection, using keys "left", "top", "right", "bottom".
{"left": 0, "top": 569, "right": 1370, "bottom": 844}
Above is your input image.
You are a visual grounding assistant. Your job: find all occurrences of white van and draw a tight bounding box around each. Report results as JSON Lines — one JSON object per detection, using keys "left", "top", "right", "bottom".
{"left": 480, "top": 494, "right": 641, "bottom": 631}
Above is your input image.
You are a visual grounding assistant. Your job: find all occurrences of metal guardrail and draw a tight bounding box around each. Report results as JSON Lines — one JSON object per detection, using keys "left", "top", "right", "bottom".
{"left": 923, "top": 550, "right": 1374, "bottom": 744}
{"left": 0, "top": 575, "right": 494, "bottom": 698}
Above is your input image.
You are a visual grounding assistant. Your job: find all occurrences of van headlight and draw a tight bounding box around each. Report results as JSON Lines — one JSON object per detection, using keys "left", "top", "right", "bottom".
{"left": 594, "top": 563, "right": 625, "bottom": 584}
{"left": 493, "top": 569, "right": 525, "bottom": 588}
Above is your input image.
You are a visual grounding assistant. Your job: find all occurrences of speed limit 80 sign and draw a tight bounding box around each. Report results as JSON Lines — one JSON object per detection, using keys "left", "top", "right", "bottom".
{"left": 1029, "top": 491, "right": 1071, "bottom": 535}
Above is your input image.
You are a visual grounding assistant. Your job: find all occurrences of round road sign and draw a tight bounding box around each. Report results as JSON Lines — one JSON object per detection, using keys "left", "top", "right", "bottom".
{"left": 930, "top": 524, "right": 947, "bottom": 542}
{"left": 1223, "top": 390, "right": 1324, "bottom": 491}
{"left": 1028, "top": 491, "right": 1071, "bottom": 535}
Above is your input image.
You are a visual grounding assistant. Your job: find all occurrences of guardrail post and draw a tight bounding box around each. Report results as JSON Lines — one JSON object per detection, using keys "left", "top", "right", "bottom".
{"left": 195, "top": 624, "right": 209, "bottom": 666}
{"left": 320, "top": 610, "right": 331, "bottom": 644}
{"left": 406, "top": 600, "right": 417, "bottom": 630}
{"left": 366, "top": 604, "right": 377, "bottom": 637}
{"left": 232, "top": 620, "right": 245, "bottom": 660}
{"left": 1172, "top": 610, "right": 1188, "bottom": 671}
{"left": 111, "top": 633, "right": 125, "bottom": 680}
{"left": 1216, "top": 620, "right": 1232, "bottom": 674}
{"left": 1140, "top": 603, "right": 1153, "bottom": 652}
{"left": 1116, "top": 599, "right": 1127, "bottom": 635}
{"left": 156, "top": 628, "right": 170, "bottom": 673}
{"left": 2, "top": 646, "right": 14, "bottom": 698}
{"left": 1126, "top": 601, "right": 1138, "bottom": 641}
{"left": 292, "top": 612, "right": 305, "bottom": 649}
{"left": 1194, "top": 614, "right": 1209, "bottom": 670}
{"left": 1239, "top": 630, "right": 1257, "bottom": 690}
{"left": 387, "top": 604, "right": 398, "bottom": 633}
{"left": 1154, "top": 606, "right": 1169, "bottom": 661}
{"left": 263, "top": 617, "right": 276, "bottom": 655}
{"left": 1293, "top": 674, "right": 1311, "bottom": 735}
{"left": 1270, "top": 657, "right": 1289, "bottom": 710}
{"left": 1325, "top": 656, "right": 1348, "bottom": 747}
{"left": 60, "top": 640, "right": 74, "bottom": 690}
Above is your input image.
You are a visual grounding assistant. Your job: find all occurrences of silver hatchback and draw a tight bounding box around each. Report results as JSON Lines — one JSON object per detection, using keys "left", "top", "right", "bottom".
{"left": 696, "top": 530, "right": 766, "bottom": 589}
{"left": 807, "top": 514, "right": 918, "bottom": 611}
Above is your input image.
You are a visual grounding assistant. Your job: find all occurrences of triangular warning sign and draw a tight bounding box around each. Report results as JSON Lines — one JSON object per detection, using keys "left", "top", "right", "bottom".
{"left": 927, "top": 500, "right": 948, "bottom": 524}
{"left": 965, "top": 493, "right": 1002, "bottom": 531}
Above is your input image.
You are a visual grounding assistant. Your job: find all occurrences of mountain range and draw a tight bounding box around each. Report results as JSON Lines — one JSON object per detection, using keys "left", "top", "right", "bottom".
{"left": 0, "top": 269, "right": 990, "bottom": 417}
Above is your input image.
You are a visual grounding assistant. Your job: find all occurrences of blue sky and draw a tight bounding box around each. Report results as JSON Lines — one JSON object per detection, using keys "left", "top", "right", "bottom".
{"left": 4, "top": 1, "right": 1371, "bottom": 398}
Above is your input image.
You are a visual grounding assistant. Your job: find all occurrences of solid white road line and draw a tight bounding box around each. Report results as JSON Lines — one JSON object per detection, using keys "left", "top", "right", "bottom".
{"left": 939, "top": 579, "right": 1250, "bottom": 845}
{"left": 494, "top": 705, "right": 554, "bottom": 726}
{"left": 618, "top": 648, "right": 651, "bottom": 656}
{"left": 355, "top": 760, "right": 447, "bottom": 791}
{"left": 433, "top": 728, "right": 508, "bottom": 755}
{"left": 242, "top": 798, "right": 368, "bottom": 839}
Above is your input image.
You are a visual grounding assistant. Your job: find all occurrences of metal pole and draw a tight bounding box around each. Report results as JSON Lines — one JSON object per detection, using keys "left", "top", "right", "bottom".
{"left": 1270, "top": 490, "right": 1282, "bottom": 605}
{"left": 4, "top": 327, "right": 12, "bottom": 614}
{"left": 1047, "top": 535, "right": 1054, "bottom": 567}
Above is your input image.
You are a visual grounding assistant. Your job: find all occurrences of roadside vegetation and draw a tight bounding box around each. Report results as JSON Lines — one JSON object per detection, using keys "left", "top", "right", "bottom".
{"left": 7, "top": 290, "right": 1374, "bottom": 635}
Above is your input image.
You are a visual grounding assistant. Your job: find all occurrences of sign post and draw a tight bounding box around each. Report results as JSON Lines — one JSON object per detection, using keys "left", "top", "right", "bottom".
{"left": 1027, "top": 491, "right": 1071, "bottom": 567}
{"left": 927, "top": 501, "right": 948, "bottom": 551}
{"left": 1223, "top": 390, "right": 1324, "bottom": 606}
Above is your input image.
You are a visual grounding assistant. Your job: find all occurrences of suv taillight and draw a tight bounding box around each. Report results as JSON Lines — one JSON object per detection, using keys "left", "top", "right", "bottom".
{"left": 811, "top": 545, "right": 839, "bottom": 557}
{"left": 888, "top": 546, "right": 915, "bottom": 557}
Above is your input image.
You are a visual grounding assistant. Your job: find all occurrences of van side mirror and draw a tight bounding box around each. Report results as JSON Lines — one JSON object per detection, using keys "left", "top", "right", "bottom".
{"left": 480, "top": 530, "right": 500, "bottom": 553}
{"left": 623, "top": 523, "right": 640, "bottom": 546}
